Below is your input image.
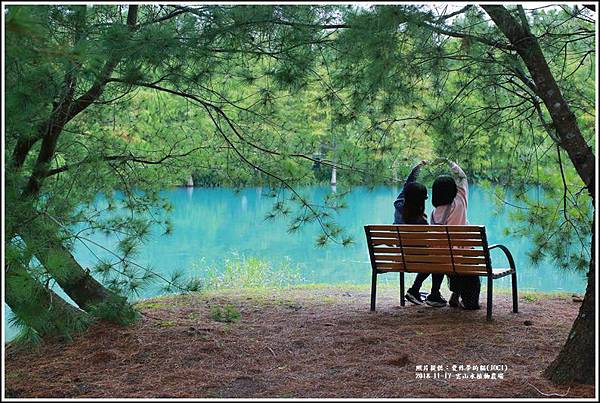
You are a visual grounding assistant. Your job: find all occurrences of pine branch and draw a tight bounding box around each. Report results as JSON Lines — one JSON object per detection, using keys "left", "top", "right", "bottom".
{"left": 20, "top": 6, "right": 140, "bottom": 199}
{"left": 44, "top": 145, "right": 211, "bottom": 177}
{"left": 419, "top": 20, "right": 515, "bottom": 51}
{"left": 434, "top": 5, "right": 473, "bottom": 22}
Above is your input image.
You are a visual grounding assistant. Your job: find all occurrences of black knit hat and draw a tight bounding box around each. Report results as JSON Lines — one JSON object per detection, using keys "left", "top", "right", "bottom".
{"left": 432, "top": 175, "right": 457, "bottom": 207}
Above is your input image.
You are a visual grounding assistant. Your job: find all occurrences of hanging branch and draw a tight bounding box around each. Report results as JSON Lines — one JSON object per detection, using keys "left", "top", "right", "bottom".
{"left": 202, "top": 105, "right": 343, "bottom": 245}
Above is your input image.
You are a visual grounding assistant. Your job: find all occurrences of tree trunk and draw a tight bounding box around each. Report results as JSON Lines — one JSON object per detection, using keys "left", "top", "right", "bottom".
{"left": 482, "top": 5, "right": 595, "bottom": 385}
{"left": 5, "top": 261, "right": 91, "bottom": 338}
{"left": 544, "top": 223, "right": 595, "bottom": 383}
{"left": 18, "top": 214, "right": 119, "bottom": 311}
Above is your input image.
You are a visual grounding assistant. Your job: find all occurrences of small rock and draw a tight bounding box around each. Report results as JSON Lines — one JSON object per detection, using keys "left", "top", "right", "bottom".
{"left": 572, "top": 297, "right": 584, "bottom": 303}
{"left": 524, "top": 320, "right": 533, "bottom": 326}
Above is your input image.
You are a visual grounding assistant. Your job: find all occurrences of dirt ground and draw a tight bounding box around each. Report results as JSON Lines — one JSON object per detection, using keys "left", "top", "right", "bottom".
{"left": 4, "top": 285, "right": 595, "bottom": 398}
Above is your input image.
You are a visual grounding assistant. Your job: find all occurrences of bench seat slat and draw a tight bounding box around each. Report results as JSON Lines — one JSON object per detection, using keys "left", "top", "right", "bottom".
{"left": 368, "top": 231, "right": 484, "bottom": 240}
{"left": 372, "top": 247, "right": 486, "bottom": 257}
{"left": 375, "top": 262, "right": 488, "bottom": 273}
{"left": 402, "top": 232, "right": 484, "bottom": 240}
{"left": 377, "top": 268, "right": 490, "bottom": 276}
{"left": 375, "top": 263, "right": 451, "bottom": 273}
{"left": 366, "top": 225, "right": 484, "bottom": 232}
{"left": 374, "top": 254, "right": 487, "bottom": 264}
{"left": 371, "top": 238, "right": 484, "bottom": 247}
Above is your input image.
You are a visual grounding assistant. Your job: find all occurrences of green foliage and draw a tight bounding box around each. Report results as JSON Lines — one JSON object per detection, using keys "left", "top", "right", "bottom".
{"left": 194, "top": 254, "right": 305, "bottom": 290}
{"left": 7, "top": 295, "right": 93, "bottom": 347}
{"left": 134, "top": 301, "right": 163, "bottom": 310}
{"left": 9, "top": 325, "right": 43, "bottom": 349}
{"left": 522, "top": 294, "right": 540, "bottom": 302}
{"left": 87, "top": 295, "right": 139, "bottom": 326}
{"left": 209, "top": 304, "right": 241, "bottom": 323}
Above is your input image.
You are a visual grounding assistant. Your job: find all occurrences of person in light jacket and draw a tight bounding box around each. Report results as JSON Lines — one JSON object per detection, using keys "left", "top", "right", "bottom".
{"left": 429, "top": 158, "right": 480, "bottom": 310}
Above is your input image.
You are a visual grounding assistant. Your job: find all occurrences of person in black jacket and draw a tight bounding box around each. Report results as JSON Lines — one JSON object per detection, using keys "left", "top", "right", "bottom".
{"left": 393, "top": 160, "right": 428, "bottom": 225}
{"left": 393, "top": 160, "right": 447, "bottom": 307}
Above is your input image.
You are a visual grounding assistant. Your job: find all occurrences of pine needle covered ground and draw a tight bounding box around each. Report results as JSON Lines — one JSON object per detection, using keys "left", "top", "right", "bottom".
{"left": 4, "top": 285, "right": 594, "bottom": 398}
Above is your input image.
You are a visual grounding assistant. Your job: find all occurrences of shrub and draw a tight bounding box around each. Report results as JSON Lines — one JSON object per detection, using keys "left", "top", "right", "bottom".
{"left": 194, "top": 254, "right": 305, "bottom": 290}
{"left": 210, "top": 304, "right": 241, "bottom": 323}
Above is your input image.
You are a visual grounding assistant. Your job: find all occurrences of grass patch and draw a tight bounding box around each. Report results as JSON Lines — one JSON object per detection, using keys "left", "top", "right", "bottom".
{"left": 522, "top": 294, "right": 540, "bottom": 302}
{"left": 321, "top": 296, "right": 337, "bottom": 304}
{"left": 210, "top": 305, "right": 241, "bottom": 323}
{"left": 192, "top": 254, "right": 305, "bottom": 291}
{"left": 134, "top": 301, "right": 164, "bottom": 310}
{"left": 187, "top": 312, "right": 201, "bottom": 320}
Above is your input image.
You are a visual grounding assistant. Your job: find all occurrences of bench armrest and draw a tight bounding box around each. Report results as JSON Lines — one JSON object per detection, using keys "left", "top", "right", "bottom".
{"left": 488, "top": 244, "right": 516, "bottom": 272}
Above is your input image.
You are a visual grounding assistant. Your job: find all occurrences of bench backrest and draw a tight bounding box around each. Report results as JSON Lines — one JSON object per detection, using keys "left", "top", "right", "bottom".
{"left": 364, "top": 225, "right": 491, "bottom": 276}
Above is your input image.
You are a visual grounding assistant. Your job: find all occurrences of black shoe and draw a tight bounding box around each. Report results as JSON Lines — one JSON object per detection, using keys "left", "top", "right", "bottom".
{"left": 449, "top": 292, "right": 460, "bottom": 308}
{"left": 425, "top": 293, "right": 447, "bottom": 308}
{"left": 405, "top": 289, "right": 424, "bottom": 305}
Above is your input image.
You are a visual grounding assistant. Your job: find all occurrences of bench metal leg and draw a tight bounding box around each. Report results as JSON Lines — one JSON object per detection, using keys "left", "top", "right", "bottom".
{"left": 511, "top": 271, "right": 518, "bottom": 313}
{"left": 487, "top": 276, "right": 493, "bottom": 321}
{"left": 400, "top": 272, "right": 405, "bottom": 306}
{"left": 370, "top": 270, "right": 377, "bottom": 311}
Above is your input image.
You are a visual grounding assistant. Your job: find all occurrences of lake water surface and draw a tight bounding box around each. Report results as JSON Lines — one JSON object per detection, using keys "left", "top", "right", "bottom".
{"left": 4, "top": 185, "right": 588, "bottom": 341}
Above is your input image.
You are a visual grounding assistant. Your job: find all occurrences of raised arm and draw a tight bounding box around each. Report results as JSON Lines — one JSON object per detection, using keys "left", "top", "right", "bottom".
{"left": 405, "top": 161, "right": 425, "bottom": 186}
{"left": 394, "top": 162, "right": 426, "bottom": 224}
{"left": 448, "top": 160, "right": 468, "bottom": 205}
{"left": 394, "top": 161, "right": 426, "bottom": 210}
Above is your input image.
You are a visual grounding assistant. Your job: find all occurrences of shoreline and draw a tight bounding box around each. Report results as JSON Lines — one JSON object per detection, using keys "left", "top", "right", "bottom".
{"left": 3, "top": 282, "right": 584, "bottom": 344}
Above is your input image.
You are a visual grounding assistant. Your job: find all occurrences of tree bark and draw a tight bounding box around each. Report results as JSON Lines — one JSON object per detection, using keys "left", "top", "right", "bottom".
{"left": 18, "top": 214, "right": 121, "bottom": 312}
{"left": 544, "top": 223, "right": 595, "bottom": 383}
{"left": 482, "top": 5, "right": 595, "bottom": 385}
{"left": 5, "top": 261, "right": 90, "bottom": 338}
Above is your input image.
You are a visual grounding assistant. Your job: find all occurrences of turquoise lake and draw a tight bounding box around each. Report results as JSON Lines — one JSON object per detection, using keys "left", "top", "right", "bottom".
{"left": 4, "top": 185, "right": 588, "bottom": 341}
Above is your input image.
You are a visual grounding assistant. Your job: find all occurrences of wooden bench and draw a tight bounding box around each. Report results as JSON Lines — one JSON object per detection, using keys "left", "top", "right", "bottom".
{"left": 364, "top": 224, "right": 518, "bottom": 320}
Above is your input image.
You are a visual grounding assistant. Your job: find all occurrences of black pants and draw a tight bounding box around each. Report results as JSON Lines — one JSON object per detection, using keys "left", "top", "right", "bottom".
{"left": 448, "top": 275, "right": 481, "bottom": 309}
{"left": 409, "top": 273, "right": 444, "bottom": 296}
